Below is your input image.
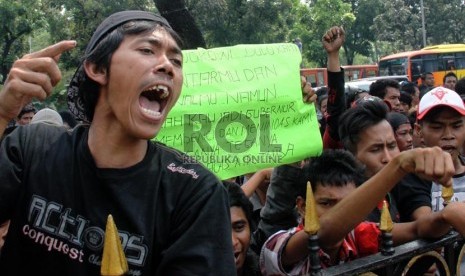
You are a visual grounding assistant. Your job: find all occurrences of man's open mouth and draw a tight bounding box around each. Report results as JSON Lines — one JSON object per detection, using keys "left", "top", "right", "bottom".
{"left": 234, "top": 252, "right": 240, "bottom": 263}
{"left": 139, "top": 84, "right": 170, "bottom": 118}
{"left": 441, "top": 145, "right": 457, "bottom": 153}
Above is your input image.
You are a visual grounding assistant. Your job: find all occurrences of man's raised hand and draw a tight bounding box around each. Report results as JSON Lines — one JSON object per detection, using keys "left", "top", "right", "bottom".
{"left": 0, "top": 40, "right": 76, "bottom": 122}
{"left": 322, "top": 26, "right": 345, "bottom": 55}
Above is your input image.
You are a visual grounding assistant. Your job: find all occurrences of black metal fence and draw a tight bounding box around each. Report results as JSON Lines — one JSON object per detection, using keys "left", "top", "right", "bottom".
{"left": 315, "top": 231, "right": 464, "bottom": 276}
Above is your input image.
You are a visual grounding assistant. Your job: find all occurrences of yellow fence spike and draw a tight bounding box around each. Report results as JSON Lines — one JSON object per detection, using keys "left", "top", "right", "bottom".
{"left": 304, "top": 181, "right": 320, "bottom": 235}
{"left": 442, "top": 186, "right": 454, "bottom": 206}
{"left": 101, "top": 215, "right": 129, "bottom": 276}
{"left": 379, "top": 201, "right": 393, "bottom": 232}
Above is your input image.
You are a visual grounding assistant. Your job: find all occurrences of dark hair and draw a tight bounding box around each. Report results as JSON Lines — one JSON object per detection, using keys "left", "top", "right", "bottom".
{"left": 317, "top": 94, "right": 328, "bottom": 110}
{"left": 400, "top": 81, "right": 418, "bottom": 97}
{"left": 443, "top": 72, "right": 457, "bottom": 84}
{"left": 421, "top": 72, "right": 433, "bottom": 80}
{"left": 80, "top": 20, "right": 182, "bottom": 121}
{"left": 399, "top": 91, "right": 412, "bottom": 108}
{"left": 456, "top": 77, "right": 465, "bottom": 97}
{"left": 18, "top": 103, "right": 36, "bottom": 118}
{"left": 338, "top": 100, "right": 389, "bottom": 153}
{"left": 369, "top": 79, "right": 400, "bottom": 100}
{"left": 298, "top": 149, "right": 365, "bottom": 198}
{"left": 419, "top": 86, "right": 435, "bottom": 100}
{"left": 407, "top": 111, "right": 417, "bottom": 127}
{"left": 59, "top": 110, "right": 78, "bottom": 128}
{"left": 316, "top": 86, "right": 328, "bottom": 98}
{"left": 345, "top": 86, "right": 367, "bottom": 109}
{"left": 387, "top": 112, "right": 410, "bottom": 132}
{"left": 223, "top": 181, "right": 256, "bottom": 231}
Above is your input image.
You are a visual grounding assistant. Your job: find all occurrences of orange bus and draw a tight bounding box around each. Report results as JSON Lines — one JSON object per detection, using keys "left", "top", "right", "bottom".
{"left": 300, "top": 68, "right": 327, "bottom": 88}
{"left": 342, "top": 64, "right": 378, "bottom": 82}
{"left": 378, "top": 44, "right": 465, "bottom": 86}
{"left": 301, "top": 64, "right": 378, "bottom": 87}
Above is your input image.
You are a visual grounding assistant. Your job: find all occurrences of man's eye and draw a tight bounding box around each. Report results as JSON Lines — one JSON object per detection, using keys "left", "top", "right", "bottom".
{"left": 233, "top": 223, "right": 246, "bottom": 232}
{"left": 171, "top": 58, "right": 182, "bottom": 67}
{"left": 140, "top": 48, "right": 154, "bottom": 54}
{"left": 318, "top": 201, "right": 331, "bottom": 207}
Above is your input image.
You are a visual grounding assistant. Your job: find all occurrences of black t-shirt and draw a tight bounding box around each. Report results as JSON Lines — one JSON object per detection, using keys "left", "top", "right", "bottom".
{"left": 366, "top": 193, "right": 400, "bottom": 223}
{"left": 390, "top": 173, "right": 432, "bottom": 222}
{"left": 0, "top": 124, "right": 235, "bottom": 275}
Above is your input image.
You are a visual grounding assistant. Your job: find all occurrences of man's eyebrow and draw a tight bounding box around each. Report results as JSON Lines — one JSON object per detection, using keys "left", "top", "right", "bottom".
{"left": 429, "top": 119, "right": 463, "bottom": 125}
{"left": 135, "top": 37, "right": 183, "bottom": 56}
{"left": 318, "top": 197, "right": 337, "bottom": 201}
{"left": 428, "top": 120, "right": 444, "bottom": 124}
{"left": 316, "top": 197, "right": 339, "bottom": 203}
{"left": 367, "top": 142, "right": 384, "bottom": 148}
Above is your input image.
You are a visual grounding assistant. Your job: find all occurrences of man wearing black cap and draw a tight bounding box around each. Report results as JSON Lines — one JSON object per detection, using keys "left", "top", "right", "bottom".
{"left": 0, "top": 10, "right": 235, "bottom": 275}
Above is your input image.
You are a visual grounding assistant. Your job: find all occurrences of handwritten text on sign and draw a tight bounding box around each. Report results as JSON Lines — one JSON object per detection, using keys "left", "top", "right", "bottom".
{"left": 156, "top": 43, "right": 322, "bottom": 179}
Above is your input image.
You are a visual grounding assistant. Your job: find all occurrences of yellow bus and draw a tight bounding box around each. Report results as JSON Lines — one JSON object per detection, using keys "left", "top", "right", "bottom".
{"left": 378, "top": 44, "right": 465, "bottom": 87}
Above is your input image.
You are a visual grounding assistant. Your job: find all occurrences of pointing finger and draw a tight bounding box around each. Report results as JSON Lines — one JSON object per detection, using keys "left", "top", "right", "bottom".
{"left": 23, "top": 40, "right": 76, "bottom": 60}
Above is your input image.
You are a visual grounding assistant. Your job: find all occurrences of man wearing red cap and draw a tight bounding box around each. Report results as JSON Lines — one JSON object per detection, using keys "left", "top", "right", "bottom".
{"left": 416, "top": 87, "right": 465, "bottom": 211}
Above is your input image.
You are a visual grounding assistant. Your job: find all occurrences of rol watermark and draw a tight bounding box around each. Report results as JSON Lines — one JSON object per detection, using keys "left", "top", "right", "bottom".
{"left": 183, "top": 112, "right": 282, "bottom": 154}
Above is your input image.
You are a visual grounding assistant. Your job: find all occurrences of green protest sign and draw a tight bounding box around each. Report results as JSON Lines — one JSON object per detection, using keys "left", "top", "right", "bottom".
{"left": 156, "top": 43, "right": 322, "bottom": 180}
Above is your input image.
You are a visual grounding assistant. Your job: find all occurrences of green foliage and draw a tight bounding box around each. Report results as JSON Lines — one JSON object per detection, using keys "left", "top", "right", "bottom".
{"left": 341, "top": 0, "right": 382, "bottom": 65}
{"left": 371, "top": 0, "right": 465, "bottom": 59}
{"left": 422, "top": 0, "right": 465, "bottom": 46}
{"left": 304, "top": 0, "right": 354, "bottom": 67}
{"left": 371, "top": 0, "right": 422, "bottom": 55}
{"left": 187, "top": 0, "right": 301, "bottom": 46}
{"left": 0, "top": 0, "right": 46, "bottom": 83}
{"left": 35, "top": 68, "right": 76, "bottom": 112}
{"left": 45, "top": 0, "right": 155, "bottom": 70}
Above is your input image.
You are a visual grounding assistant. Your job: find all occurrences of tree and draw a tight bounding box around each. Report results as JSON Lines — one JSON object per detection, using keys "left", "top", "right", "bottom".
{"left": 423, "top": 0, "right": 465, "bottom": 46}
{"left": 154, "top": 0, "right": 206, "bottom": 49}
{"left": 0, "top": 0, "right": 45, "bottom": 84}
{"left": 185, "top": 0, "right": 303, "bottom": 47}
{"left": 46, "top": 0, "right": 155, "bottom": 69}
{"left": 371, "top": 0, "right": 465, "bottom": 59}
{"left": 371, "top": 0, "right": 423, "bottom": 57}
{"left": 342, "top": 0, "right": 383, "bottom": 65}
{"left": 306, "top": 0, "right": 355, "bottom": 67}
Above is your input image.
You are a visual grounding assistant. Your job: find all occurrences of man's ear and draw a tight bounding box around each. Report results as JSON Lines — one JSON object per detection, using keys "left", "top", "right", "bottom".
{"left": 83, "top": 61, "right": 107, "bottom": 85}
{"left": 296, "top": 196, "right": 305, "bottom": 217}
{"left": 415, "top": 122, "right": 422, "bottom": 138}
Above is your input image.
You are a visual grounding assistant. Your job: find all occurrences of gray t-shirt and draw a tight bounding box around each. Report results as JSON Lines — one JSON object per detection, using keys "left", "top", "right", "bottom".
{"left": 432, "top": 172, "right": 465, "bottom": 211}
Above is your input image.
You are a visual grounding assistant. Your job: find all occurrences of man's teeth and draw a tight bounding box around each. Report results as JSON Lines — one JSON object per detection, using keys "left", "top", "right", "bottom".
{"left": 147, "top": 84, "right": 169, "bottom": 99}
{"left": 160, "top": 89, "right": 169, "bottom": 99}
{"left": 141, "top": 107, "right": 161, "bottom": 116}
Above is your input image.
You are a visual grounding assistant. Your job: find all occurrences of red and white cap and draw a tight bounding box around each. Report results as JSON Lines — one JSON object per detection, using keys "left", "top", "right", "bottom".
{"left": 417, "top": 87, "right": 465, "bottom": 120}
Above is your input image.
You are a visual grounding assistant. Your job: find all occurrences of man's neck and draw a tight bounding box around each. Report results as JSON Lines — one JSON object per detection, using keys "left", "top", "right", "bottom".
{"left": 453, "top": 155, "right": 465, "bottom": 175}
{"left": 88, "top": 123, "right": 148, "bottom": 169}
